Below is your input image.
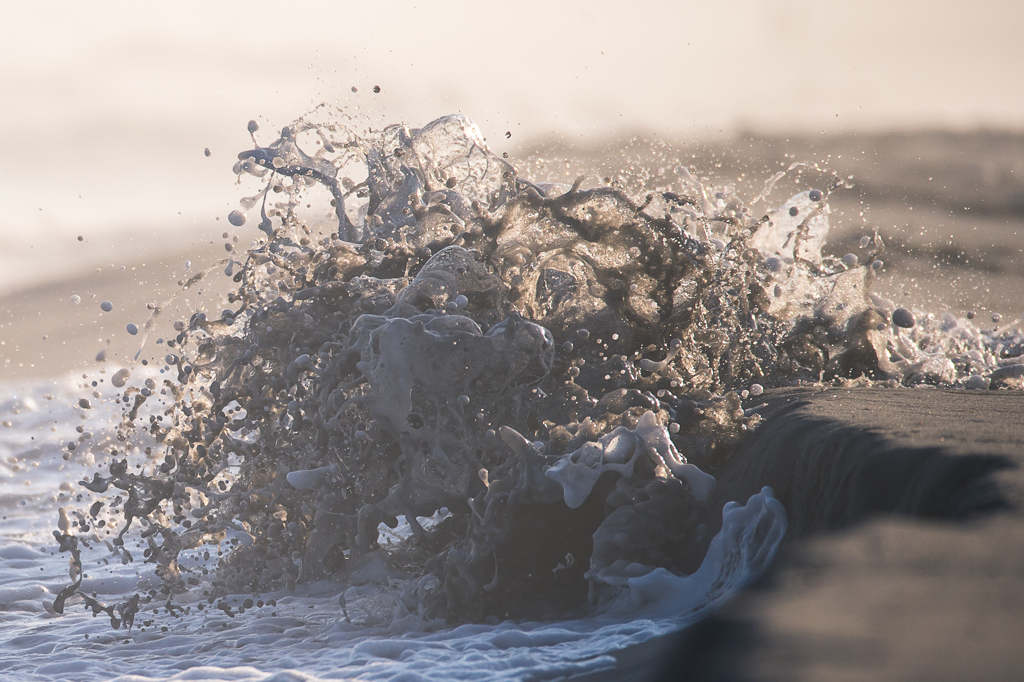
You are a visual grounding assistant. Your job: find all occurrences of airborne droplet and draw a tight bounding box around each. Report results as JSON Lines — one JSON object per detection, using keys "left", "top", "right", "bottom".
{"left": 228, "top": 211, "right": 247, "bottom": 227}
{"left": 126, "top": 323, "right": 139, "bottom": 335}
{"left": 111, "top": 368, "right": 130, "bottom": 388}
{"left": 892, "top": 308, "right": 916, "bottom": 329}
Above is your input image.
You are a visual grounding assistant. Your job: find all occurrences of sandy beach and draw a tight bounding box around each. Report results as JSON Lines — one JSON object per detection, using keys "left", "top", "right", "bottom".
{"left": 0, "top": 241, "right": 231, "bottom": 381}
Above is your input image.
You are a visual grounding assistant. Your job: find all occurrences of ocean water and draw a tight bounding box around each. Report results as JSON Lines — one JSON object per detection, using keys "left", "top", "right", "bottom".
{"left": 1, "top": 112, "right": 1021, "bottom": 682}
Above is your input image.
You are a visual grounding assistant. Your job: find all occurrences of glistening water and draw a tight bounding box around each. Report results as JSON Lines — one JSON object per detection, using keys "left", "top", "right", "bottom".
{"left": 1, "top": 112, "right": 1021, "bottom": 682}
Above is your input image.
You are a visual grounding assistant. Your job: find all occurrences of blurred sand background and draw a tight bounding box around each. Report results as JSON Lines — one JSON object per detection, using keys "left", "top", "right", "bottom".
{"left": 2, "top": 0, "right": 1023, "bottom": 380}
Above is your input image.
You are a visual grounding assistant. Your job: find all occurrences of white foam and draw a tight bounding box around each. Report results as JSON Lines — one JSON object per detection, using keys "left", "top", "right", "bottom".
{"left": 597, "top": 487, "right": 787, "bottom": 620}
{"left": 0, "top": 376, "right": 788, "bottom": 681}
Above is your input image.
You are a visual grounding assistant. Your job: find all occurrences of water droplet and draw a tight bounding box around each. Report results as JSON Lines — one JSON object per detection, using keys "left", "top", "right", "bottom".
{"left": 966, "top": 375, "right": 990, "bottom": 390}
{"left": 71, "top": 295, "right": 81, "bottom": 305}
{"left": 247, "top": 120, "right": 259, "bottom": 134}
{"left": 126, "top": 323, "right": 139, "bottom": 335}
{"left": 842, "top": 253, "right": 858, "bottom": 267}
{"left": 892, "top": 308, "right": 915, "bottom": 328}
{"left": 204, "top": 148, "right": 212, "bottom": 157}
{"left": 788, "top": 206, "right": 799, "bottom": 217}
{"left": 373, "top": 85, "right": 381, "bottom": 93}
{"left": 808, "top": 189, "right": 823, "bottom": 202}
{"left": 100, "top": 300, "right": 113, "bottom": 312}
{"left": 750, "top": 383, "right": 764, "bottom": 396}
{"left": 228, "top": 210, "right": 246, "bottom": 227}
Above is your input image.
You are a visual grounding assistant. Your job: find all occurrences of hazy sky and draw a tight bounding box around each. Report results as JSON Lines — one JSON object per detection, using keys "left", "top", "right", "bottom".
{"left": 2, "top": 0, "right": 1022, "bottom": 291}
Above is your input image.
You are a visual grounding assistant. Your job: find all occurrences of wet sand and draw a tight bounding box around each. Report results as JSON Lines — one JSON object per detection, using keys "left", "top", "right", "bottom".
{"left": 571, "top": 385, "right": 1024, "bottom": 681}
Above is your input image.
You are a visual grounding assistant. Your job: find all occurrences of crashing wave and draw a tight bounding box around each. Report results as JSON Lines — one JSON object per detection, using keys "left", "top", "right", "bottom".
{"left": 48, "top": 112, "right": 1021, "bottom": 631}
